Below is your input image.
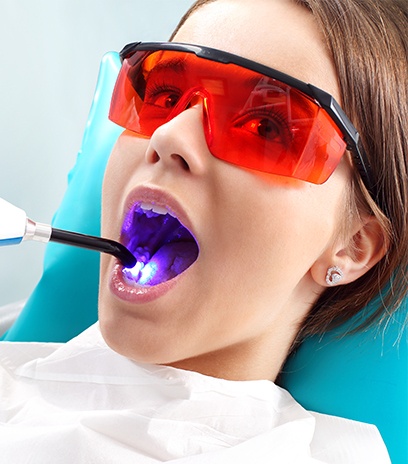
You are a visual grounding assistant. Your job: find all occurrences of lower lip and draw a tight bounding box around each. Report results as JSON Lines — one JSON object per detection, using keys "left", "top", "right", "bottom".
{"left": 109, "top": 263, "right": 177, "bottom": 303}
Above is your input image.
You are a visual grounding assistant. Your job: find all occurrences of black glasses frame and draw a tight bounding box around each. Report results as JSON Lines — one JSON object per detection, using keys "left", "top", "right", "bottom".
{"left": 119, "top": 41, "right": 377, "bottom": 203}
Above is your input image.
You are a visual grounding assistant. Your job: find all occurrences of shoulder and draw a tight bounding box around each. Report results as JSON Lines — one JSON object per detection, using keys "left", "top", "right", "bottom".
{"left": 310, "top": 411, "right": 391, "bottom": 464}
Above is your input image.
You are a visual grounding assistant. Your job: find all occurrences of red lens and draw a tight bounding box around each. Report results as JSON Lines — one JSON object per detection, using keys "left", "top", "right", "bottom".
{"left": 109, "top": 49, "right": 346, "bottom": 184}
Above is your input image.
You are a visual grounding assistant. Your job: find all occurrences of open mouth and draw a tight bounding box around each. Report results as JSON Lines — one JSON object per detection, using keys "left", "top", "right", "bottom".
{"left": 120, "top": 202, "right": 199, "bottom": 286}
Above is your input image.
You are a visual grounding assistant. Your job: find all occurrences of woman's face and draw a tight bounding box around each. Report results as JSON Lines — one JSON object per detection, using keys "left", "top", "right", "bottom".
{"left": 99, "top": 0, "right": 352, "bottom": 379}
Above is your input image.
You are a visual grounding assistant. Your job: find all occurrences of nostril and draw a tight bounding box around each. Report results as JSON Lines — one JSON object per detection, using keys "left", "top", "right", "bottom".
{"left": 151, "top": 151, "right": 160, "bottom": 163}
{"left": 171, "top": 154, "right": 190, "bottom": 171}
{"left": 146, "top": 148, "right": 190, "bottom": 171}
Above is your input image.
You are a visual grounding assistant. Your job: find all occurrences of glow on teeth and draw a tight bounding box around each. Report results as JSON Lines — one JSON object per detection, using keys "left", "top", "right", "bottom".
{"left": 140, "top": 202, "right": 176, "bottom": 217}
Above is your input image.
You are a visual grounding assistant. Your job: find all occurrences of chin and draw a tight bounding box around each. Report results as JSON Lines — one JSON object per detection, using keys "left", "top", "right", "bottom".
{"left": 98, "top": 304, "right": 187, "bottom": 365}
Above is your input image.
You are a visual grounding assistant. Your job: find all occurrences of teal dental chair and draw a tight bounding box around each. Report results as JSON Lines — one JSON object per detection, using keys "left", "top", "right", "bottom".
{"left": 1, "top": 51, "right": 406, "bottom": 464}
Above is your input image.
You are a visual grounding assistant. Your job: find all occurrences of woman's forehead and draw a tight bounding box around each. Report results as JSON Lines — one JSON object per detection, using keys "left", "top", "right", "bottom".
{"left": 173, "top": 0, "right": 341, "bottom": 101}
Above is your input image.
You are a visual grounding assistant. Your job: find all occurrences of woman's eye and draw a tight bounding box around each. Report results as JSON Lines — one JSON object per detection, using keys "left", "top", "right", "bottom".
{"left": 144, "top": 83, "right": 182, "bottom": 109}
{"left": 255, "top": 118, "right": 280, "bottom": 139}
{"left": 152, "top": 92, "right": 180, "bottom": 109}
{"left": 239, "top": 116, "right": 284, "bottom": 142}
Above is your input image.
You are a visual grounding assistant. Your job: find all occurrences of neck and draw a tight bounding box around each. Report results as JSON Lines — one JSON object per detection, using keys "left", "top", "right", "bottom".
{"left": 167, "top": 331, "right": 295, "bottom": 382}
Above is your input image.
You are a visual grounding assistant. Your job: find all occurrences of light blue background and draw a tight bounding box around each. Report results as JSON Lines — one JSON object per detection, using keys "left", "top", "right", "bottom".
{"left": 0, "top": 0, "right": 194, "bottom": 306}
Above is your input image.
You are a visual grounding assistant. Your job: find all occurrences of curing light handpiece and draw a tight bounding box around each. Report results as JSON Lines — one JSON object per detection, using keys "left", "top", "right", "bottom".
{"left": 0, "top": 198, "right": 136, "bottom": 268}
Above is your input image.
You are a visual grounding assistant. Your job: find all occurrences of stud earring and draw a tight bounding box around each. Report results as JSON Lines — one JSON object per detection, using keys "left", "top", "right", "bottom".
{"left": 326, "top": 266, "right": 344, "bottom": 286}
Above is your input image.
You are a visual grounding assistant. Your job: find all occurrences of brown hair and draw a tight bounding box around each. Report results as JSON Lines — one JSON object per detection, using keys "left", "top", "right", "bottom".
{"left": 172, "top": 0, "right": 408, "bottom": 339}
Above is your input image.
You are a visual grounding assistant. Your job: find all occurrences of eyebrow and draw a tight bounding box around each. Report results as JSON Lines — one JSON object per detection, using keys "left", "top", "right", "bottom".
{"left": 243, "top": 75, "right": 317, "bottom": 118}
{"left": 144, "top": 57, "right": 187, "bottom": 78}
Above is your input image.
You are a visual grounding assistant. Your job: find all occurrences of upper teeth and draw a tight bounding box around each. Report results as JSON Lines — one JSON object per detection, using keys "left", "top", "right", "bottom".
{"left": 140, "top": 202, "right": 175, "bottom": 217}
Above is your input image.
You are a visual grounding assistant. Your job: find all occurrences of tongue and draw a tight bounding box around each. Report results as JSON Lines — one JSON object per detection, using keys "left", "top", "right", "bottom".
{"left": 138, "top": 241, "right": 198, "bottom": 286}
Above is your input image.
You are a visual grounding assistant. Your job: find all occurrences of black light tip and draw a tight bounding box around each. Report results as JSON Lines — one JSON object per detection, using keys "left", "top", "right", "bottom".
{"left": 114, "top": 243, "right": 137, "bottom": 268}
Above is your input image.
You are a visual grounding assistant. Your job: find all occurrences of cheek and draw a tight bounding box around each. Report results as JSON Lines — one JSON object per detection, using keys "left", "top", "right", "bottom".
{"left": 102, "top": 135, "right": 146, "bottom": 232}
{"left": 209, "top": 173, "right": 343, "bottom": 286}
{"left": 104, "top": 137, "right": 132, "bottom": 198}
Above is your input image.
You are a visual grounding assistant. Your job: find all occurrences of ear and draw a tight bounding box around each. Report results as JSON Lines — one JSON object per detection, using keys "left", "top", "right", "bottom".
{"left": 310, "top": 216, "right": 388, "bottom": 287}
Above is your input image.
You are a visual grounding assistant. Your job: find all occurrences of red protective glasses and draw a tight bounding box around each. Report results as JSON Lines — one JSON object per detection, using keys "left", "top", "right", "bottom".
{"left": 109, "top": 42, "right": 376, "bottom": 194}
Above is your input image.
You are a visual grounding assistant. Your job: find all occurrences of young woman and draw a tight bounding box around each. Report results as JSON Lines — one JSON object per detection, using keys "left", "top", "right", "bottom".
{"left": 100, "top": 0, "right": 407, "bottom": 381}
{"left": 0, "top": 0, "right": 406, "bottom": 462}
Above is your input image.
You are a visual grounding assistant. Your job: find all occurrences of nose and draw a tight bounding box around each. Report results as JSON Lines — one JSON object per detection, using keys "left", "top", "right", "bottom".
{"left": 144, "top": 97, "right": 211, "bottom": 175}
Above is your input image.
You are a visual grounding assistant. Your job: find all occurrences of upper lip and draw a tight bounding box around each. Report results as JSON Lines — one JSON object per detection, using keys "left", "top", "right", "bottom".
{"left": 121, "top": 185, "right": 197, "bottom": 243}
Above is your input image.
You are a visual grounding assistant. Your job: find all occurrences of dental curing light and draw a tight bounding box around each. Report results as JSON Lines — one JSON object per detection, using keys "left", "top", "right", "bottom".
{"left": 0, "top": 198, "right": 136, "bottom": 268}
